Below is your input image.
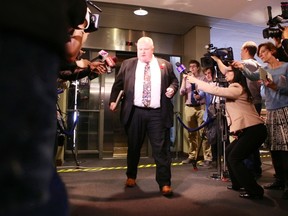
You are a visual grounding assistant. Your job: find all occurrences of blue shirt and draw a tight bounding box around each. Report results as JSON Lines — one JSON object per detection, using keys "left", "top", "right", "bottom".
{"left": 243, "top": 62, "right": 288, "bottom": 110}
{"left": 199, "top": 84, "right": 214, "bottom": 121}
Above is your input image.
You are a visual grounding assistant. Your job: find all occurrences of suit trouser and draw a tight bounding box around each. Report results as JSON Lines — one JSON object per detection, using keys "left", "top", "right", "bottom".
{"left": 226, "top": 124, "right": 267, "bottom": 195}
{"left": 125, "top": 106, "right": 172, "bottom": 188}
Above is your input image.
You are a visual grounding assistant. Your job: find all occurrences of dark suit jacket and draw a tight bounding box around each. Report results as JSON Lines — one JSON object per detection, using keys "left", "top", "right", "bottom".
{"left": 110, "top": 57, "right": 179, "bottom": 128}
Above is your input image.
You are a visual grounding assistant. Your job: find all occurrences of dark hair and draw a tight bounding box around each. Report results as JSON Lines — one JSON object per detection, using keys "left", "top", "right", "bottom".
{"left": 257, "top": 42, "right": 277, "bottom": 57}
{"left": 188, "top": 59, "right": 200, "bottom": 68}
{"left": 231, "top": 66, "right": 253, "bottom": 103}
{"left": 202, "top": 67, "right": 215, "bottom": 77}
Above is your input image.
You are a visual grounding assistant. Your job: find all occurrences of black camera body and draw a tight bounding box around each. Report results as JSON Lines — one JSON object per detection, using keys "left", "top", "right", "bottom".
{"left": 200, "top": 44, "right": 233, "bottom": 85}
{"left": 200, "top": 44, "right": 234, "bottom": 68}
{"left": 263, "top": 2, "right": 288, "bottom": 39}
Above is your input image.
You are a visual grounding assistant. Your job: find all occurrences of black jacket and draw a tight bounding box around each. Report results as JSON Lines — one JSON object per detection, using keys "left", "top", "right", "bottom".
{"left": 110, "top": 57, "right": 179, "bottom": 128}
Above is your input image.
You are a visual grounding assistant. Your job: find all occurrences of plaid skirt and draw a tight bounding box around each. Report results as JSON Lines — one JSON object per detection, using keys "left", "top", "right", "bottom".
{"left": 266, "top": 106, "right": 288, "bottom": 151}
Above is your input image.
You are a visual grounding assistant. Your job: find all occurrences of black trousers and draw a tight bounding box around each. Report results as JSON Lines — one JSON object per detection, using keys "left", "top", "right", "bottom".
{"left": 125, "top": 106, "right": 172, "bottom": 188}
{"left": 270, "top": 151, "right": 288, "bottom": 190}
{"left": 226, "top": 124, "right": 267, "bottom": 195}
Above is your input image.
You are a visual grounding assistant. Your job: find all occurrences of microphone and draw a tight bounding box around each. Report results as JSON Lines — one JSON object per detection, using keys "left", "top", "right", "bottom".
{"left": 105, "top": 56, "right": 117, "bottom": 74}
{"left": 175, "top": 62, "right": 187, "bottom": 74}
{"left": 91, "top": 50, "right": 117, "bottom": 74}
{"left": 105, "top": 56, "right": 116, "bottom": 67}
{"left": 91, "top": 49, "right": 109, "bottom": 62}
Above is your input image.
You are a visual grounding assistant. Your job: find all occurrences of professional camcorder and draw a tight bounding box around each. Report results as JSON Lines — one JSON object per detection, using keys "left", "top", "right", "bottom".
{"left": 200, "top": 44, "right": 234, "bottom": 68}
{"left": 263, "top": 2, "right": 288, "bottom": 39}
{"left": 200, "top": 44, "right": 233, "bottom": 85}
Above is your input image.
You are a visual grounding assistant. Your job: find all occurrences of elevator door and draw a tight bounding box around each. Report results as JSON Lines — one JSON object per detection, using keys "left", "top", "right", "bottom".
{"left": 65, "top": 50, "right": 180, "bottom": 159}
{"left": 65, "top": 50, "right": 149, "bottom": 159}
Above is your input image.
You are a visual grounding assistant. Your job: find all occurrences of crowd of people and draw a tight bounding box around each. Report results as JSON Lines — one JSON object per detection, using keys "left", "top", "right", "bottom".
{"left": 176, "top": 28, "right": 288, "bottom": 200}
{"left": 2, "top": 1, "right": 288, "bottom": 215}
{"left": 108, "top": 28, "right": 288, "bottom": 200}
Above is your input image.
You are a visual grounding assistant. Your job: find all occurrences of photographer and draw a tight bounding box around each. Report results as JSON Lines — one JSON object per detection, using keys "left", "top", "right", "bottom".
{"left": 0, "top": 0, "right": 89, "bottom": 215}
{"left": 263, "top": 2, "right": 288, "bottom": 62}
{"left": 273, "top": 26, "right": 288, "bottom": 62}
{"left": 187, "top": 66, "right": 267, "bottom": 200}
{"left": 211, "top": 41, "right": 263, "bottom": 178}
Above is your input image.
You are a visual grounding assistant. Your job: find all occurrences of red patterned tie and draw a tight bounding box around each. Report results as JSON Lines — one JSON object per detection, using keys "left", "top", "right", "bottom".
{"left": 142, "top": 63, "right": 151, "bottom": 107}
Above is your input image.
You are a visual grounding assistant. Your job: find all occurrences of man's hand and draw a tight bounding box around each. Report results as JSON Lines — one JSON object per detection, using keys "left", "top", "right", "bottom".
{"left": 231, "top": 61, "right": 244, "bottom": 70}
{"left": 165, "top": 87, "right": 174, "bottom": 98}
{"left": 109, "top": 102, "right": 117, "bottom": 111}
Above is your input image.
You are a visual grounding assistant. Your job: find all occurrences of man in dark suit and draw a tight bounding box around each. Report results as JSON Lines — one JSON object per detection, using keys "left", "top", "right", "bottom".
{"left": 109, "top": 36, "right": 179, "bottom": 196}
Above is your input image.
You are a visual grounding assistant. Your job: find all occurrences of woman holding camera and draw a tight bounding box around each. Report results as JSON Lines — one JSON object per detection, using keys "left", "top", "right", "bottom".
{"left": 187, "top": 66, "right": 267, "bottom": 200}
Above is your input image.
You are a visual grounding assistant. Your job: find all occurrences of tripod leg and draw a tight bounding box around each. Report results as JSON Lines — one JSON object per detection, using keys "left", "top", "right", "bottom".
{"left": 191, "top": 129, "right": 206, "bottom": 171}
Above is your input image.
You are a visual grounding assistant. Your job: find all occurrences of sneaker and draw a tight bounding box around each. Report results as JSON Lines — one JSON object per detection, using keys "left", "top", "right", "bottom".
{"left": 182, "top": 158, "right": 193, "bottom": 164}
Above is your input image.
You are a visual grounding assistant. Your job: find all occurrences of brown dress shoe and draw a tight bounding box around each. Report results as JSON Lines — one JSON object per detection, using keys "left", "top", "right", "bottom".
{"left": 161, "top": 185, "right": 173, "bottom": 197}
{"left": 125, "top": 178, "right": 136, "bottom": 187}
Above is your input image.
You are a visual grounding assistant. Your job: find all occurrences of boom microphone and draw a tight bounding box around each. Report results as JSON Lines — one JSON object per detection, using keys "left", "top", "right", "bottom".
{"left": 175, "top": 62, "right": 187, "bottom": 74}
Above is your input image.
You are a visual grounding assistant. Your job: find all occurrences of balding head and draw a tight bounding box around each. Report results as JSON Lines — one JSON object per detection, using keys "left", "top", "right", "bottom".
{"left": 241, "top": 41, "right": 258, "bottom": 59}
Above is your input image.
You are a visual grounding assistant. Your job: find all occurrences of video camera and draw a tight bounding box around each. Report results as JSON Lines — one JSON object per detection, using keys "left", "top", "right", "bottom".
{"left": 200, "top": 44, "right": 234, "bottom": 68}
{"left": 200, "top": 44, "right": 233, "bottom": 86}
{"left": 263, "top": 2, "right": 288, "bottom": 39}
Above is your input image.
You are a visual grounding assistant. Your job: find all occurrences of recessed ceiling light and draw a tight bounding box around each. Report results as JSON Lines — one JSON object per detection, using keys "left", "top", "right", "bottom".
{"left": 134, "top": 8, "right": 148, "bottom": 16}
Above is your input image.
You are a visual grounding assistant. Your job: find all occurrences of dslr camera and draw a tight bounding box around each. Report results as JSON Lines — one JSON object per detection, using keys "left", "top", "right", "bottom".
{"left": 200, "top": 44, "right": 234, "bottom": 68}
{"left": 263, "top": 2, "right": 288, "bottom": 39}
